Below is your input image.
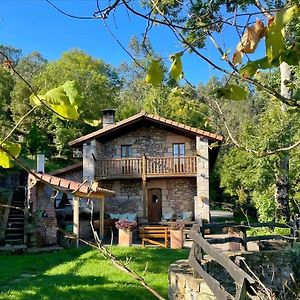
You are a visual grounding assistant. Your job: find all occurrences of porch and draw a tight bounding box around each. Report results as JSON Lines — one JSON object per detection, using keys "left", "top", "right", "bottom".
{"left": 95, "top": 156, "right": 197, "bottom": 179}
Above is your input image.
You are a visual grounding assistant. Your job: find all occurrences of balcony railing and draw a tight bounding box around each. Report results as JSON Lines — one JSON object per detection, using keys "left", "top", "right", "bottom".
{"left": 95, "top": 156, "right": 197, "bottom": 178}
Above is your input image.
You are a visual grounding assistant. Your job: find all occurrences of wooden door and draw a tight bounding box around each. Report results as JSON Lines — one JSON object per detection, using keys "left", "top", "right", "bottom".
{"left": 147, "top": 188, "right": 162, "bottom": 223}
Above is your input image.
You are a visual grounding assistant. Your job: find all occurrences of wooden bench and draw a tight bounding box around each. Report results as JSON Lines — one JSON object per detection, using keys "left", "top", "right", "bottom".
{"left": 139, "top": 226, "right": 170, "bottom": 248}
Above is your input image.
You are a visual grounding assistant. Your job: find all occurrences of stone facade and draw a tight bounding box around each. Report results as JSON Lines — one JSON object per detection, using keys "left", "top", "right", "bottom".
{"left": 28, "top": 178, "right": 57, "bottom": 246}
{"left": 166, "top": 178, "right": 196, "bottom": 214}
{"left": 102, "top": 178, "right": 196, "bottom": 218}
{"left": 97, "top": 126, "right": 196, "bottom": 159}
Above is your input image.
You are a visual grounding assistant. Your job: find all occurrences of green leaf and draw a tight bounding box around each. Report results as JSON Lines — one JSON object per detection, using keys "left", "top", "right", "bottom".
{"left": 280, "top": 44, "right": 300, "bottom": 66}
{"left": 169, "top": 52, "right": 183, "bottom": 80}
{"left": 239, "top": 57, "right": 273, "bottom": 78}
{"left": 266, "top": 5, "right": 299, "bottom": 64}
{"left": 210, "top": 85, "right": 248, "bottom": 101}
{"left": 0, "top": 142, "right": 21, "bottom": 169}
{"left": 31, "top": 81, "right": 83, "bottom": 120}
{"left": 145, "top": 59, "right": 164, "bottom": 87}
{"left": 83, "top": 119, "right": 101, "bottom": 127}
{"left": 62, "top": 81, "right": 83, "bottom": 106}
{"left": 29, "top": 95, "right": 43, "bottom": 106}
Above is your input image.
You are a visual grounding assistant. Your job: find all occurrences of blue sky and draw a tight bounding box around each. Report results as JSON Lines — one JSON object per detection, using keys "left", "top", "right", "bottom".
{"left": 0, "top": 0, "right": 264, "bottom": 85}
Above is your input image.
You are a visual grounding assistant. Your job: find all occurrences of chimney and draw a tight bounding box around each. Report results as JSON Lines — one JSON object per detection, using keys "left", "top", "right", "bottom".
{"left": 102, "top": 109, "right": 116, "bottom": 128}
{"left": 36, "top": 154, "right": 45, "bottom": 173}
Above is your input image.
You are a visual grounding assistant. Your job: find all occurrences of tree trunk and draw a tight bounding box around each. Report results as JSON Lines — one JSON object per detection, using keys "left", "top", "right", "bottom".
{"left": 275, "top": 62, "right": 292, "bottom": 221}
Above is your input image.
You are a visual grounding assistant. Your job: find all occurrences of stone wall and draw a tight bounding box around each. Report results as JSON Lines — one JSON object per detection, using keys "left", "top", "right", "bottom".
{"left": 60, "top": 169, "right": 83, "bottom": 183}
{"left": 97, "top": 126, "right": 196, "bottom": 159}
{"left": 169, "top": 249, "right": 300, "bottom": 300}
{"left": 34, "top": 183, "right": 57, "bottom": 245}
{"left": 102, "top": 177, "right": 196, "bottom": 218}
{"left": 166, "top": 178, "right": 196, "bottom": 215}
{"left": 103, "top": 180, "right": 142, "bottom": 214}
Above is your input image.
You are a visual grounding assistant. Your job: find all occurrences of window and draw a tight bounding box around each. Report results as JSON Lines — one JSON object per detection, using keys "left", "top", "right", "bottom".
{"left": 173, "top": 143, "right": 185, "bottom": 157}
{"left": 121, "top": 145, "right": 132, "bottom": 158}
{"left": 173, "top": 143, "right": 185, "bottom": 172}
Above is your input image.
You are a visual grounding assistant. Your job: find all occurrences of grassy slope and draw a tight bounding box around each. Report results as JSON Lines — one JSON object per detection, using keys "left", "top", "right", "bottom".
{"left": 0, "top": 247, "right": 188, "bottom": 300}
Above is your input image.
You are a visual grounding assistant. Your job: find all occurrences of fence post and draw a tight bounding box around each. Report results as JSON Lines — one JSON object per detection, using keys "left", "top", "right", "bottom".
{"left": 240, "top": 222, "right": 248, "bottom": 251}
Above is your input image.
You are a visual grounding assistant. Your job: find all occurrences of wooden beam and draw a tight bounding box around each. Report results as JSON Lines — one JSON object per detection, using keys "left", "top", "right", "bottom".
{"left": 142, "top": 154, "right": 147, "bottom": 219}
{"left": 73, "top": 196, "right": 80, "bottom": 248}
{"left": 99, "top": 196, "right": 105, "bottom": 238}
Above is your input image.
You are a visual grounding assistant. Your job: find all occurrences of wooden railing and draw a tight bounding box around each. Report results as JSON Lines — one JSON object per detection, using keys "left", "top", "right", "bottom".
{"left": 188, "top": 225, "right": 256, "bottom": 300}
{"left": 200, "top": 219, "right": 300, "bottom": 251}
{"left": 188, "top": 219, "right": 300, "bottom": 299}
{"left": 96, "top": 157, "right": 143, "bottom": 177}
{"left": 95, "top": 156, "right": 197, "bottom": 178}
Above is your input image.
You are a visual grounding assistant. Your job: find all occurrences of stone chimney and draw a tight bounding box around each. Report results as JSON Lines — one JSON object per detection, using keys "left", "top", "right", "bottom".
{"left": 36, "top": 154, "right": 45, "bottom": 173}
{"left": 102, "top": 109, "right": 116, "bottom": 128}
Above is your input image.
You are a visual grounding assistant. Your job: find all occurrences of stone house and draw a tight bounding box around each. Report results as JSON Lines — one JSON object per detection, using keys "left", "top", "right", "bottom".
{"left": 66, "top": 110, "right": 223, "bottom": 223}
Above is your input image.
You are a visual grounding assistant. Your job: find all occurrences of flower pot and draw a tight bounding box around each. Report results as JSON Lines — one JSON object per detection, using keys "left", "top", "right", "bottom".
{"left": 118, "top": 229, "right": 133, "bottom": 247}
{"left": 170, "top": 229, "right": 183, "bottom": 249}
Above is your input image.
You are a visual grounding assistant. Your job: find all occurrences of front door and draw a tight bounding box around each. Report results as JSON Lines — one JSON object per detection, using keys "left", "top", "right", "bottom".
{"left": 147, "top": 188, "right": 162, "bottom": 223}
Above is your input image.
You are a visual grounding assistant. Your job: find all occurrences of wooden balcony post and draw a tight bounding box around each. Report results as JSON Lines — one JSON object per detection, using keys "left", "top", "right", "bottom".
{"left": 99, "top": 196, "right": 105, "bottom": 238}
{"left": 142, "top": 154, "right": 147, "bottom": 218}
{"left": 73, "top": 196, "right": 80, "bottom": 248}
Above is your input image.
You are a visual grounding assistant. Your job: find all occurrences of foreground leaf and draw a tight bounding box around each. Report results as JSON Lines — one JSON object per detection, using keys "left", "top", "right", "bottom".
{"left": 170, "top": 52, "right": 183, "bottom": 80}
{"left": 0, "top": 142, "right": 21, "bottom": 168}
{"left": 145, "top": 59, "right": 164, "bottom": 87}
{"left": 211, "top": 85, "right": 248, "bottom": 101}
{"left": 83, "top": 119, "right": 102, "bottom": 127}
{"left": 266, "top": 5, "right": 299, "bottom": 64}
{"left": 30, "top": 81, "right": 83, "bottom": 120}
{"left": 239, "top": 56, "right": 272, "bottom": 78}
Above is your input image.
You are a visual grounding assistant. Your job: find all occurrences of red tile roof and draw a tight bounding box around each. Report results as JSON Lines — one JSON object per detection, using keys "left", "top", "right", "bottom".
{"left": 32, "top": 172, "right": 114, "bottom": 199}
{"left": 69, "top": 111, "right": 223, "bottom": 147}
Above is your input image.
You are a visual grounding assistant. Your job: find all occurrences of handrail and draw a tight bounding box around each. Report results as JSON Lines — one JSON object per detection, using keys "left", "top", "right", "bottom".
{"left": 188, "top": 225, "right": 256, "bottom": 300}
{"left": 95, "top": 156, "right": 197, "bottom": 177}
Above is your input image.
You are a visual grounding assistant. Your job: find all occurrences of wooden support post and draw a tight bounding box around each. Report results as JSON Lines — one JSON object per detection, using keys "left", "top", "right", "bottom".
{"left": 99, "top": 196, "right": 105, "bottom": 239}
{"left": 240, "top": 223, "right": 248, "bottom": 251}
{"left": 142, "top": 154, "right": 147, "bottom": 219}
{"left": 73, "top": 196, "right": 80, "bottom": 248}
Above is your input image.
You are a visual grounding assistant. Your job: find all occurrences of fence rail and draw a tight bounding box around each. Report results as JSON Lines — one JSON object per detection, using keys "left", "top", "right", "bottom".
{"left": 188, "top": 225, "right": 256, "bottom": 300}
{"left": 95, "top": 156, "right": 197, "bottom": 178}
{"left": 201, "top": 219, "right": 300, "bottom": 251}
{"left": 188, "top": 218, "right": 300, "bottom": 300}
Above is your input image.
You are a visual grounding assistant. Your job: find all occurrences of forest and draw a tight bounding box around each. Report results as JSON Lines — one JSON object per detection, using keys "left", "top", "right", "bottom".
{"left": 1, "top": 0, "right": 300, "bottom": 224}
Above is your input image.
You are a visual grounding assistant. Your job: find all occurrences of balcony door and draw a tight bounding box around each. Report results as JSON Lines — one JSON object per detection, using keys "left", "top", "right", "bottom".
{"left": 147, "top": 188, "right": 162, "bottom": 223}
{"left": 121, "top": 145, "right": 132, "bottom": 175}
{"left": 173, "top": 143, "right": 185, "bottom": 173}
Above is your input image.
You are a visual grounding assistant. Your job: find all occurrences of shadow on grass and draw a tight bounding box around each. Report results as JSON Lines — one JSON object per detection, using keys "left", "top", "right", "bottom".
{"left": 0, "top": 247, "right": 89, "bottom": 288}
{"left": 0, "top": 273, "right": 154, "bottom": 300}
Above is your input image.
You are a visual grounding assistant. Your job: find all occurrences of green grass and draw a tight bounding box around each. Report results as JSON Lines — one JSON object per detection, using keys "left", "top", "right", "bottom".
{"left": 0, "top": 246, "right": 188, "bottom": 300}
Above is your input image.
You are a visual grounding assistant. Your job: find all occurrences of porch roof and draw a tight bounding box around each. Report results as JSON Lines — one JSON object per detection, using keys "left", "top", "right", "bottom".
{"left": 31, "top": 172, "right": 115, "bottom": 199}
{"left": 69, "top": 111, "right": 223, "bottom": 147}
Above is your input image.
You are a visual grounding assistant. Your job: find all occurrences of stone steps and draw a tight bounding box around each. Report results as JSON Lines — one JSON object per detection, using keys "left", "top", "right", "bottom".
{"left": 5, "top": 188, "right": 25, "bottom": 245}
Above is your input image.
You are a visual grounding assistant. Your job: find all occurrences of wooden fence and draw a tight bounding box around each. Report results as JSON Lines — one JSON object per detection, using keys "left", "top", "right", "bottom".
{"left": 188, "top": 218, "right": 300, "bottom": 299}
{"left": 200, "top": 218, "right": 300, "bottom": 251}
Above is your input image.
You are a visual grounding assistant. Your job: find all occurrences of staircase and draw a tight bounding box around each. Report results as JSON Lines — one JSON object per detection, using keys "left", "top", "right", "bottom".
{"left": 5, "top": 188, "right": 25, "bottom": 245}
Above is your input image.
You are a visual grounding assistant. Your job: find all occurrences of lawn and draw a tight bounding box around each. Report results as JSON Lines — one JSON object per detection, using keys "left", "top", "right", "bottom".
{"left": 0, "top": 246, "right": 188, "bottom": 300}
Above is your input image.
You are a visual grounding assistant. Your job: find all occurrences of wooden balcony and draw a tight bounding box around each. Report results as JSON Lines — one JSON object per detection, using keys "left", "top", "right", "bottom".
{"left": 95, "top": 156, "right": 197, "bottom": 179}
